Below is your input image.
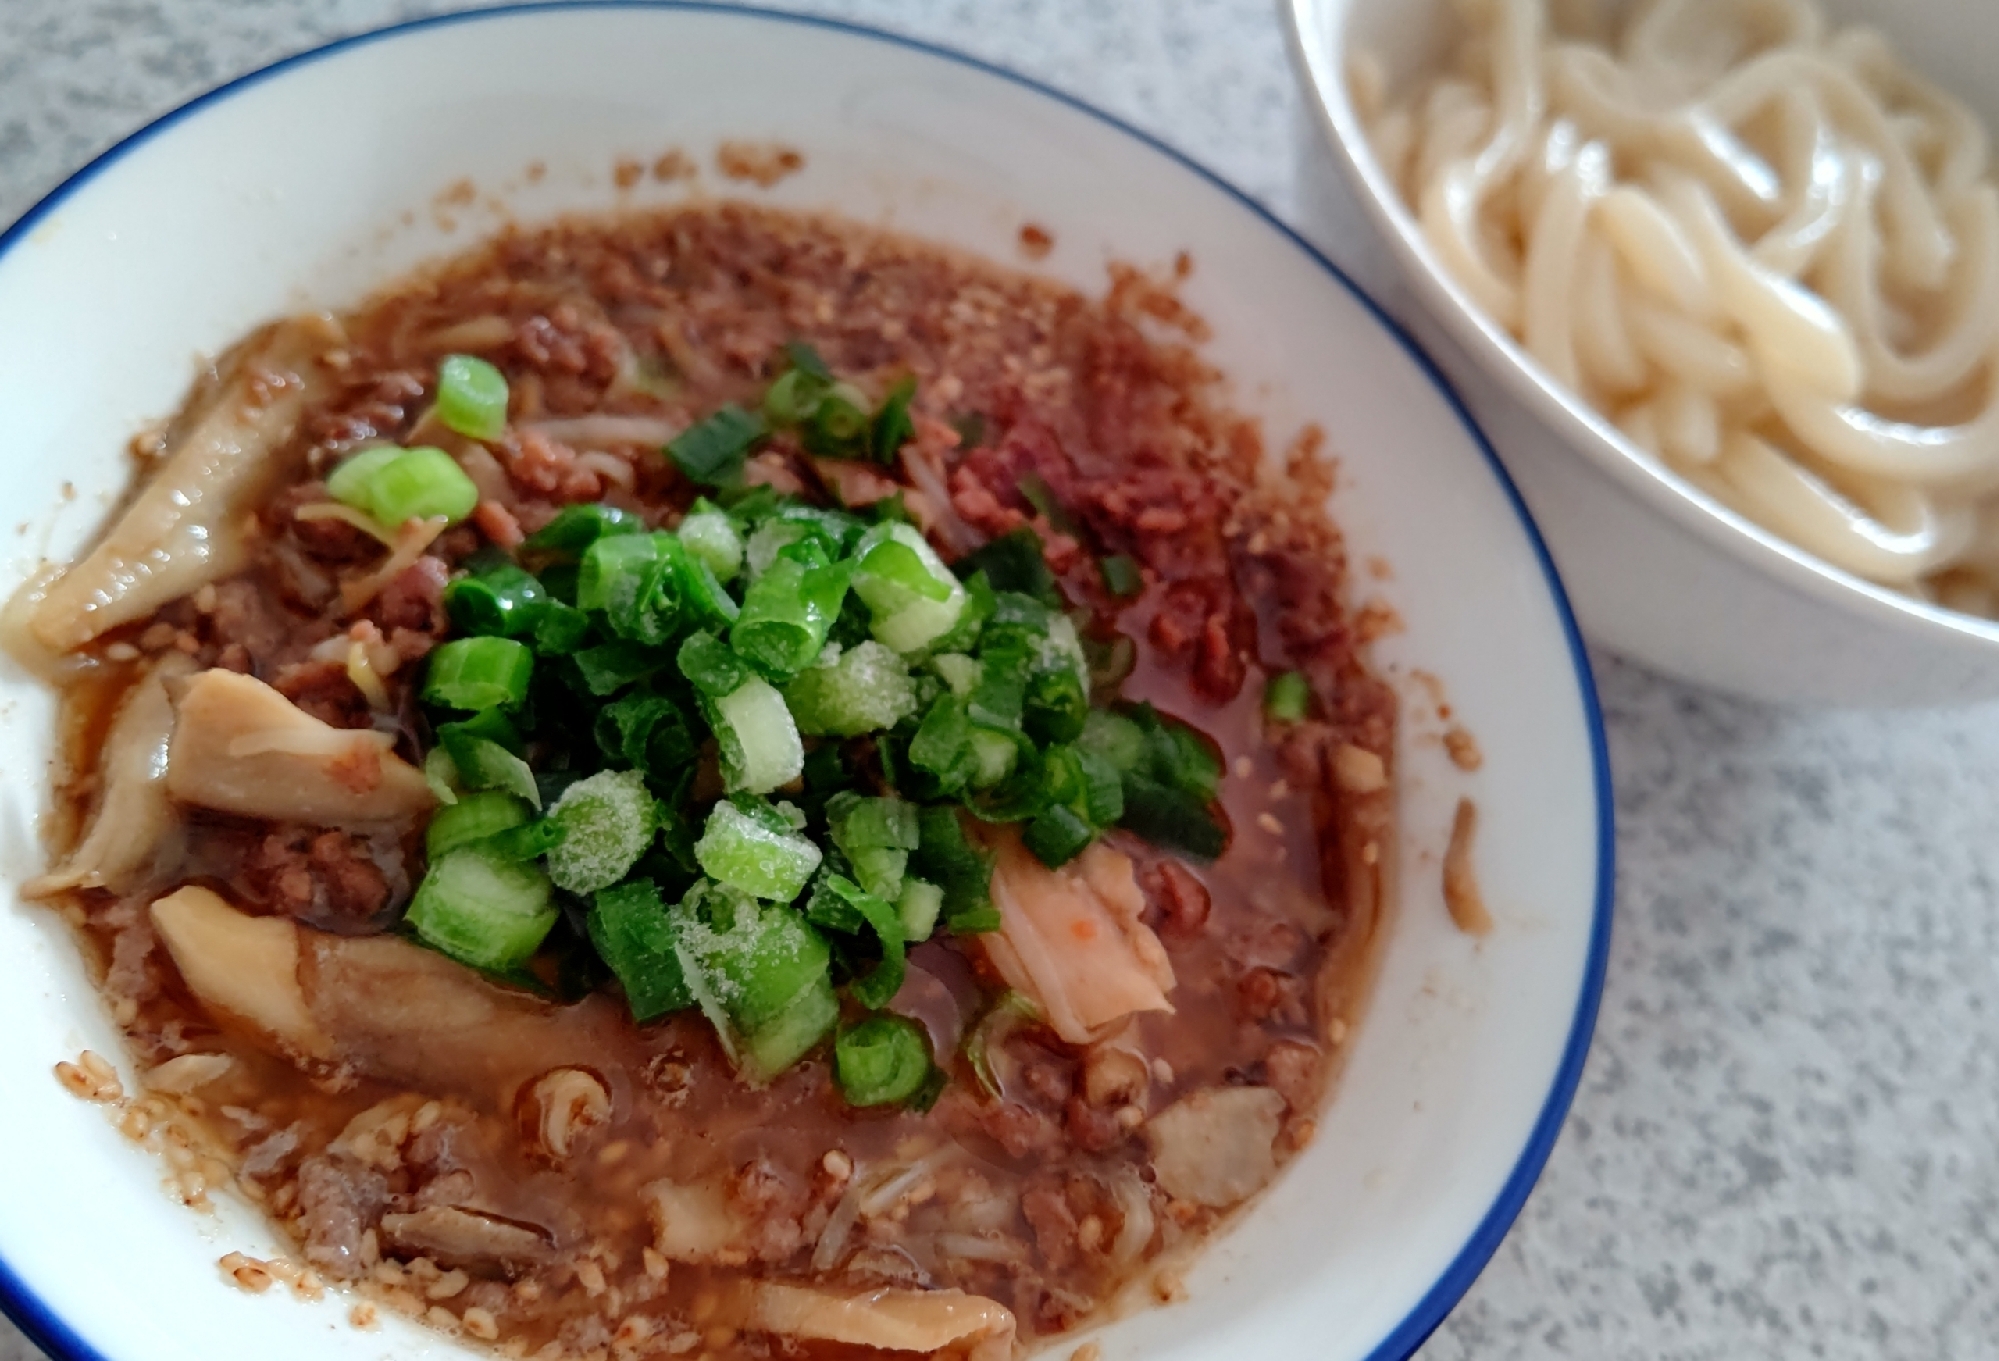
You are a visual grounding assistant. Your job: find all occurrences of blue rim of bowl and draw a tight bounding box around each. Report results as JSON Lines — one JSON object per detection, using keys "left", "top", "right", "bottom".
{"left": 0, "top": 6, "right": 1613, "bottom": 1360}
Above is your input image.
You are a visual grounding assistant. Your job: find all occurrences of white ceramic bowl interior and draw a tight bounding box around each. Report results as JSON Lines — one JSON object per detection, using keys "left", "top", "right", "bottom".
{"left": 1288, "top": 0, "right": 1999, "bottom": 706}
{"left": 0, "top": 9, "right": 1610, "bottom": 1361}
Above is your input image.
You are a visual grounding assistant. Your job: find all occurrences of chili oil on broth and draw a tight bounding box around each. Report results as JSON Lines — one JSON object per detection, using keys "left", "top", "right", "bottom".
{"left": 23, "top": 201, "right": 1397, "bottom": 1359}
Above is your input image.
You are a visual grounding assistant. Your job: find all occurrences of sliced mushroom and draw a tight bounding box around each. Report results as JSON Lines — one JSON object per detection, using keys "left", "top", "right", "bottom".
{"left": 378, "top": 1206, "right": 552, "bottom": 1275}
{"left": 733, "top": 1282, "right": 1016, "bottom": 1361}
{"left": 1145, "top": 1085, "right": 1287, "bottom": 1208}
{"left": 981, "top": 837, "right": 1176, "bottom": 1043}
{"left": 527, "top": 1068, "right": 611, "bottom": 1161}
{"left": 25, "top": 654, "right": 192, "bottom": 896}
{"left": 166, "top": 669, "right": 433, "bottom": 827}
{"left": 149, "top": 885, "right": 336, "bottom": 1064}
{"left": 25, "top": 317, "right": 334, "bottom": 652}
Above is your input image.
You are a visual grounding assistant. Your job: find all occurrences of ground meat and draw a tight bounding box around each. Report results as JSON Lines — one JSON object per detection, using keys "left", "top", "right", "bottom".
{"left": 295, "top": 1153, "right": 389, "bottom": 1280}
{"left": 1063, "top": 1097, "right": 1126, "bottom": 1153}
{"left": 1021, "top": 1182, "right": 1079, "bottom": 1270}
{"left": 206, "top": 578, "right": 295, "bottom": 668}
{"left": 1141, "top": 859, "right": 1212, "bottom": 941}
{"left": 267, "top": 481, "right": 378, "bottom": 564}
{"left": 367, "top": 556, "right": 450, "bottom": 635}
{"left": 272, "top": 658, "right": 369, "bottom": 729}
{"left": 243, "top": 827, "right": 398, "bottom": 928}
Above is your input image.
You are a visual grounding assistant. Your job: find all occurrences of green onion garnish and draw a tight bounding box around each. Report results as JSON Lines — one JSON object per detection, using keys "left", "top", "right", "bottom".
{"left": 909, "top": 805, "right": 998, "bottom": 934}
{"left": 1265, "top": 669, "right": 1311, "bottom": 723}
{"left": 425, "top": 790, "right": 532, "bottom": 861}
{"left": 783, "top": 339, "right": 833, "bottom": 383}
{"left": 802, "top": 384, "right": 871, "bottom": 459}
{"left": 782, "top": 640, "right": 920, "bottom": 738}
{"left": 694, "top": 798, "right": 823, "bottom": 901}
{"left": 676, "top": 881, "right": 839, "bottom": 1083}
{"left": 522, "top": 502, "right": 646, "bottom": 557}
{"left": 435, "top": 354, "right": 510, "bottom": 442}
{"left": 704, "top": 676, "right": 803, "bottom": 794}
{"left": 406, "top": 844, "right": 557, "bottom": 972}
{"left": 668, "top": 404, "right": 765, "bottom": 486}
{"left": 571, "top": 639, "right": 666, "bottom": 696}
{"left": 544, "top": 769, "right": 658, "bottom": 895}
{"left": 676, "top": 629, "right": 751, "bottom": 698}
{"left": 1098, "top": 554, "right": 1143, "bottom": 598}
{"left": 835, "top": 1014, "right": 934, "bottom": 1107}
{"left": 588, "top": 879, "right": 692, "bottom": 1020}
{"left": 1023, "top": 802, "right": 1094, "bottom": 868}
{"left": 676, "top": 500, "right": 745, "bottom": 582}
{"left": 896, "top": 878, "right": 943, "bottom": 942}
{"left": 803, "top": 872, "right": 906, "bottom": 1008}
{"left": 826, "top": 792, "right": 920, "bottom": 902}
{"left": 732, "top": 551, "right": 852, "bottom": 681}
{"left": 1017, "top": 471, "right": 1081, "bottom": 538}
{"left": 370, "top": 447, "right": 482, "bottom": 526}
{"left": 954, "top": 526, "right": 1061, "bottom": 608}
{"left": 870, "top": 376, "right": 917, "bottom": 466}
{"left": 424, "top": 636, "right": 534, "bottom": 711}
{"left": 444, "top": 562, "right": 548, "bottom": 638}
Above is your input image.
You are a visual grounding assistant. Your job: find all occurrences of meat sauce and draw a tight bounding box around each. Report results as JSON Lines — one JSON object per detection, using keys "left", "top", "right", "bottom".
{"left": 29, "top": 203, "right": 1396, "bottom": 1359}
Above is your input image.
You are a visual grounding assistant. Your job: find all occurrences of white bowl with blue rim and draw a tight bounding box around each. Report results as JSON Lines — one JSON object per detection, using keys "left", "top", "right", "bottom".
{"left": 0, "top": 7, "right": 1610, "bottom": 1361}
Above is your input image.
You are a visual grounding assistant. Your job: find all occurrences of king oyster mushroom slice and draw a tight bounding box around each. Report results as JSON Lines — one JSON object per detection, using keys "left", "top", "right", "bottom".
{"left": 24, "top": 315, "right": 338, "bottom": 654}
{"left": 165, "top": 669, "right": 433, "bottom": 828}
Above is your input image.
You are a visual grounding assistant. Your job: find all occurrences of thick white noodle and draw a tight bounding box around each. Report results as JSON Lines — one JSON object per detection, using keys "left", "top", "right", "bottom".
{"left": 1362, "top": 0, "right": 1999, "bottom": 611}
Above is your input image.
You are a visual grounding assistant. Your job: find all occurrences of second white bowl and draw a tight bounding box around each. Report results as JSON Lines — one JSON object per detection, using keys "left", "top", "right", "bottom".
{"left": 1287, "top": 0, "right": 1999, "bottom": 706}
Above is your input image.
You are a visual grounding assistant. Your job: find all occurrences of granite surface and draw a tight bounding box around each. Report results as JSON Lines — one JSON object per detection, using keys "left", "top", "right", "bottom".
{"left": 1, "top": 2, "right": 1995, "bottom": 1358}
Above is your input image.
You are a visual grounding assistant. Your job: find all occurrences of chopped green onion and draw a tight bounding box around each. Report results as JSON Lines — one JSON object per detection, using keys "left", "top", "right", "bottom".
{"left": 1072, "top": 747, "right": 1126, "bottom": 826}
{"left": 968, "top": 729, "right": 1021, "bottom": 788}
{"left": 1023, "top": 617, "right": 1090, "bottom": 745}
{"left": 424, "top": 637, "right": 534, "bottom": 711}
{"left": 906, "top": 695, "right": 977, "bottom": 793}
{"left": 575, "top": 534, "right": 654, "bottom": 615}
{"left": 324, "top": 447, "right": 401, "bottom": 510}
{"left": 1120, "top": 776, "right": 1227, "bottom": 860}
{"left": 706, "top": 676, "right": 804, "bottom": 794}
{"left": 783, "top": 339, "right": 833, "bottom": 383}
{"left": 594, "top": 689, "right": 697, "bottom": 781}
{"left": 588, "top": 879, "right": 692, "bottom": 1021}
{"left": 1079, "top": 708, "right": 1146, "bottom": 771}
{"left": 954, "top": 526, "right": 1060, "bottom": 607}
{"left": 967, "top": 649, "right": 1027, "bottom": 733}
{"left": 897, "top": 878, "right": 943, "bottom": 942}
{"left": 869, "top": 376, "right": 917, "bottom": 466}
{"left": 964, "top": 991, "right": 1038, "bottom": 1098}
{"left": 1023, "top": 803, "right": 1094, "bottom": 868}
{"left": 927, "top": 571, "right": 995, "bottom": 655}
{"left": 732, "top": 552, "right": 852, "bottom": 681}
{"left": 545, "top": 769, "right": 658, "bottom": 895}
{"left": 659, "top": 531, "right": 740, "bottom": 631}
{"left": 802, "top": 382, "right": 871, "bottom": 458}
{"left": 853, "top": 523, "right": 965, "bottom": 654}
{"left": 674, "top": 881, "right": 838, "bottom": 1082}
{"left": 1099, "top": 554, "right": 1144, "bottom": 598}
{"left": 668, "top": 404, "right": 765, "bottom": 486}
{"left": 572, "top": 640, "right": 665, "bottom": 696}
{"left": 929, "top": 652, "right": 981, "bottom": 698}
{"left": 694, "top": 799, "right": 824, "bottom": 901}
{"left": 1017, "top": 471, "right": 1081, "bottom": 538}
{"left": 436, "top": 708, "right": 540, "bottom": 808}
{"left": 826, "top": 792, "right": 920, "bottom": 902}
{"left": 425, "top": 790, "right": 532, "bottom": 861}
{"left": 406, "top": 844, "right": 556, "bottom": 972}
{"left": 677, "top": 630, "right": 752, "bottom": 698}
{"left": 523, "top": 503, "right": 646, "bottom": 557}
{"left": 802, "top": 872, "right": 906, "bottom": 1008}
{"left": 482, "top": 816, "right": 567, "bottom": 862}
{"left": 445, "top": 563, "right": 548, "bottom": 638}
{"left": 782, "top": 640, "right": 920, "bottom": 738}
{"left": 364, "top": 447, "right": 481, "bottom": 526}
{"left": 1265, "top": 669, "right": 1311, "bottom": 723}
{"left": 835, "top": 1015, "right": 933, "bottom": 1107}
{"left": 423, "top": 747, "right": 462, "bottom": 806}
{"left": 744, "top": 518, "right": 809, "bottom": 580}
{"left": 677, "top": 501, "right": 744, "bottom": 582}
{"left": 910, "top": 806, "right": 998, "bottom": 934}
{"left": 763, "top": 367, "right": 830, "bottom": 427}
{"left": 435, "top": 354, "right": 510, "bottom": 442}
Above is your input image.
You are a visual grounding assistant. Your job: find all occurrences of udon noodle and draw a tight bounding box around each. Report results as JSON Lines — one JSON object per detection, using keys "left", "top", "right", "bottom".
{"left": 1358, "top": 0, "right": 1999, "bottom": 615}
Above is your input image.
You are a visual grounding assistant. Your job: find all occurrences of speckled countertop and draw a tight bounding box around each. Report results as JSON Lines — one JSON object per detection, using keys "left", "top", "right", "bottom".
{"left": 1, "top": 2, "right": 1995, "bottom": 1358}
